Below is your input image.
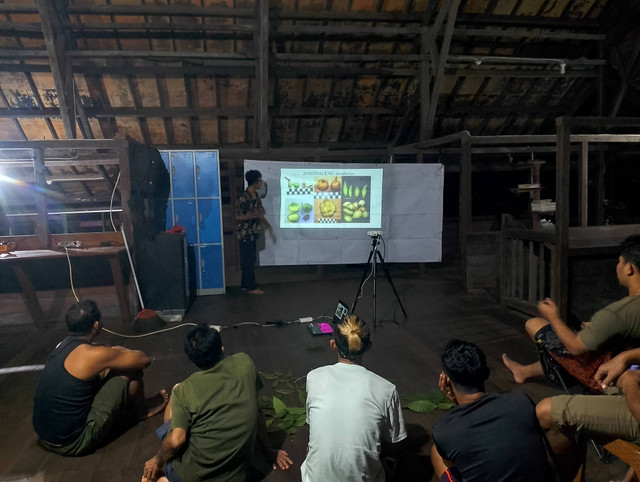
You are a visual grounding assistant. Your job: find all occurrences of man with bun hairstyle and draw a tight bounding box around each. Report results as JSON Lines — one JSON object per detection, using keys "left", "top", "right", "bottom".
{"left": 431, "top": 339, "right": 552, "bottom": 482}
{"left": 301, "top": 315, "right": 407, "bottom": 481}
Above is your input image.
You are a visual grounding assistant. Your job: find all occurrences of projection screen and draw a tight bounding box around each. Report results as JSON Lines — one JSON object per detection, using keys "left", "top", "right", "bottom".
{"left": 244, "top": 160, "right": 444, "bottom": 265}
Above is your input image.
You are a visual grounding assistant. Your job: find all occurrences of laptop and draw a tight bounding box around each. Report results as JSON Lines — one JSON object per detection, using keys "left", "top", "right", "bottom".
{"left": 307, "top": 299, "right": 350, "bottom": 336}
{"left": 332, "top": 299, "right": 350, "bottom": 325}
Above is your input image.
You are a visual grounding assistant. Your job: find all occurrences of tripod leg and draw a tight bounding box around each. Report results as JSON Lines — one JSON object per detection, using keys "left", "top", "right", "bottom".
{"left": 375, "top": 250, "right": 407, "bottom": 318}
{"left": 352, "top": 248, "right": 375, "bottom": 314}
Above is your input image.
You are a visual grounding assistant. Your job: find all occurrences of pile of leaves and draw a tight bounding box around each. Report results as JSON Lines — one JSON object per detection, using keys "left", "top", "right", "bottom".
{"left": 403, "top": 389, "right": 457, "bottom": 413}
{"left": 260, "top": 371, "right": 307, "bottom": 435}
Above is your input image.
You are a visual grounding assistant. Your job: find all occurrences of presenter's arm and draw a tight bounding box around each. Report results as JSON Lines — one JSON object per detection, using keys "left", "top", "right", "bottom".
{"left": 537, "top": 298, "right": 588, "bottom": 355}
{"left": 142, "top": 428, "right": 186, "bottom": 482}
{"left": 235, "top": 211, "right": 255, "bottom": 221}
{"left": 257, "top": 211, "right": 274, "bottom": 237}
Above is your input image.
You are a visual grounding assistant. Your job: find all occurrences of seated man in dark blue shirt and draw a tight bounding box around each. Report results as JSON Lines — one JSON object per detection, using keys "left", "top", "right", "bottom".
{"left": 431, "top": 339, "right": 552, "bottom": 482}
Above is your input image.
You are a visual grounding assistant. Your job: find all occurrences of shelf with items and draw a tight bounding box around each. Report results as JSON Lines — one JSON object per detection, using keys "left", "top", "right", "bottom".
{"left": 511, "top": 160, "right": 554, "bottom": 229}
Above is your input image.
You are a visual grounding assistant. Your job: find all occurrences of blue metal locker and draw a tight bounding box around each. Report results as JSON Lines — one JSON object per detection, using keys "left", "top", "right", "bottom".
{"left": 162, "top": 150, "right": 225, "bottom": 295}
{"left": 195, "top": 151, "right": 220, "bottom": 197}
{"left": 200, "top": 245, "right": 224, "bottom": 290}
{"left": 172, "top": 200, "right": 198, "bottom": 244}
{"left": 171, "top": 152, "right": 196, "bottom": 198}
{"left": 197, "top": 199, "right": 222, "bottom": 244}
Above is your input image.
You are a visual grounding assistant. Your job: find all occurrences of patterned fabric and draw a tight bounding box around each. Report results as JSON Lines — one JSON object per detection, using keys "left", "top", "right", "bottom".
{"left": 235, "top": 189, "right": 263, "bottom": 242}
{"left": 535, "top": 324, "right": 611, "bottom": 393}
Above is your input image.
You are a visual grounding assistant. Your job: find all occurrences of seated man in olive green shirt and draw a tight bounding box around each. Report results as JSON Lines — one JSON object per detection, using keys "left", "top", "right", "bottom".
{"left": 142, "top": 325, "right": 292, "bottom": 482}
{"left": 503, "top": 234, "right": 640, "bottom": 387}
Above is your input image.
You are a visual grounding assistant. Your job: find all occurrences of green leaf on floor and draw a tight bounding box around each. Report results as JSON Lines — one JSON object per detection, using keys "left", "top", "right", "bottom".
{"left": 273, "top": 396, "right": 287, "bottom": 417}
{"left": 408, "top": 400, "right": 438, "bottom": 412}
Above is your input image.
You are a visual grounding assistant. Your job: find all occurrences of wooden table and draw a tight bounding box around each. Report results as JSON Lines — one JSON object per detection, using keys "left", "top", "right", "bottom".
{"left": 0, "top": 247, "right": 131, "bottom": 328}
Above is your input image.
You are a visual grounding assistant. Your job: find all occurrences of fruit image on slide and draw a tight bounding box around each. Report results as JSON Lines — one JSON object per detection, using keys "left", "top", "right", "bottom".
{"left": 314, "top": 198, "right": 340, "bottom": 224}
{"left": 279, "top": 167, "right": 382, "bottom": 229}
{"left": 341, "top": 176, "right": 370, "bottom": 223}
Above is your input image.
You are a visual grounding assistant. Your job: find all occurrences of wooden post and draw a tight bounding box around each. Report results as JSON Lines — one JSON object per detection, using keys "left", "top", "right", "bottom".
{"left": 33, "top": 148, "right": 48, "bottom": 248}
{"left": 255, "top": 0, "right": 269, "bottom": 152}
{"left": 579, "top": 140, "right": 589, "bottom": 227}
{"left": 553, "top": 117, "right": 571, "bottom": 321}
{"left": 117, "top": 141, "right": 133, "bottom": 247}
{"left": 459, "top": 134, "right": 471, "bottom": 278}
{"left": 419, "top": 30, "right": 431, "bottom": 142}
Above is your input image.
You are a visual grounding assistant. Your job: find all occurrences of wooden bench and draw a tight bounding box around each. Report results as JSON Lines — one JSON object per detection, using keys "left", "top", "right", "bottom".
{"left": 0, "top": 232, "right": 132, "bottom": 327}
{"left": 574, "top": 439, "right": 640, "bottom": 481}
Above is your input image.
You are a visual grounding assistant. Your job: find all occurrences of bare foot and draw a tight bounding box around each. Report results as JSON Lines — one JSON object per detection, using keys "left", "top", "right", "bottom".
{"left": 502, "top": 354, "right": 528, "bottom": 384}
{"left": 249, "top": 288, "right": 264, "bottom": 295}
{"left": 140, "top": 390, "right": 169, "bottom": 420}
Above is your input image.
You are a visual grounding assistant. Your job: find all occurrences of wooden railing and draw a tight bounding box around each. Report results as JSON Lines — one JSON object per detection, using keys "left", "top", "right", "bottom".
{"left": 500, "top": 214, "right": 555, "bottom": 317}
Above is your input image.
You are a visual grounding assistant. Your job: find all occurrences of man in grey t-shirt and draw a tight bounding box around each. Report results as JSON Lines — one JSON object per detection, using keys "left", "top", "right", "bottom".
{"left": 502, "top": 234, "right": 640, "bottom": 388}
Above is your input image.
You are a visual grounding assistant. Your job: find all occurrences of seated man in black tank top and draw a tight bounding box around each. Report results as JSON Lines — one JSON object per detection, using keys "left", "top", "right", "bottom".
{"left": 33, "top": 300, "right": 168, "bottom": 456}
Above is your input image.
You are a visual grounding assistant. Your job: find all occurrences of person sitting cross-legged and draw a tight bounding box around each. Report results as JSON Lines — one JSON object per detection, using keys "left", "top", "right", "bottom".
{"left": 33, "top": 300, "right": 168, "bottom": 456}
{"left": 142, "top": 324, "right": 292, "bottom": 482}
{"left": 431, "top": 339, "right": 553, "bottom": 482}
{"left": 300, "top": 315, "right": 407, "bottom": 482}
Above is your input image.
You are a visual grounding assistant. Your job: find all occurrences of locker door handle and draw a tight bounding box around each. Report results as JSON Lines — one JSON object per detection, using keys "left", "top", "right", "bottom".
{"left": 201, "top": 258, "right": 205, "bottom": 270}
{"left": 171, "top": 165, "right": 176, "bottom": 176}
{"left": 174, "top": 214, "right": 179, "bottom": 224}
{"left": 199, "top": 212, "right": 203, "bottom": 224}
{"left": 196, "top": 165, "right": 201, "bottom": 177}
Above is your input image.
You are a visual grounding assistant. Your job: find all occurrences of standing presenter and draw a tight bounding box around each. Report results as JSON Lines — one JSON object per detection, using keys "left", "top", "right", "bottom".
{"left": 235, "top": 169, "right": 274, "bottom": 295}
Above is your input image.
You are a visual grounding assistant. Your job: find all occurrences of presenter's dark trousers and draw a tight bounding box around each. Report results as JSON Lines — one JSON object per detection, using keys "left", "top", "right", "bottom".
{"left": 239, "top": 237, "right": 258, "bottom": 290}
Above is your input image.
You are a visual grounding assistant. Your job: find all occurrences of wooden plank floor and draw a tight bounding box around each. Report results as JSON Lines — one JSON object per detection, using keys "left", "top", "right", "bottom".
{"left": 0, "top": 266, "right": 629, "bottom": 481}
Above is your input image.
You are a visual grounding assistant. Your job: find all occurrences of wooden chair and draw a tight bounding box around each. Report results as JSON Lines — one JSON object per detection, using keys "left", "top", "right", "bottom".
{"left": 573, "top": 439, "right": 640, "bottom": 481}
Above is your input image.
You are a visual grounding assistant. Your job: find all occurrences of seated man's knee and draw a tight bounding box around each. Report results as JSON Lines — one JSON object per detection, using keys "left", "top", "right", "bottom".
{"left": 525, "top": 317, "right": 549, "bottom": 339}
{"left": 536, "top": 397, "right": 555, "bottom": 430}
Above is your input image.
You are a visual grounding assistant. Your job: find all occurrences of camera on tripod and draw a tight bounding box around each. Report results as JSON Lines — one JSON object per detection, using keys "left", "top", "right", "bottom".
{"left": 367, "top": 230, "right": 383, "bottom": 238}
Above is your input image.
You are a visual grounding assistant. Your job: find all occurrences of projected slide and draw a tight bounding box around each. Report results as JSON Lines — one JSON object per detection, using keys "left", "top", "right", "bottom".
{"left": 280, "top": 168, "right": 383, "bottom": 229}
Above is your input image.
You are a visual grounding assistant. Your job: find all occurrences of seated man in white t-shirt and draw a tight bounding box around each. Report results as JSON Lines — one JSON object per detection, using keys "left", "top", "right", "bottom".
{"left": 301, "top": 315, "right": 407, "bottom": 482}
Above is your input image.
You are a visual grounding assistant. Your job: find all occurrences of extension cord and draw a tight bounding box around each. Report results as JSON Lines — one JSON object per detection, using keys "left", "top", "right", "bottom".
{"left": 299, "top": 317, "right": 313, "bottom": 323}
{"left": 209, "top": 325, "right": 222, "bottom": 332}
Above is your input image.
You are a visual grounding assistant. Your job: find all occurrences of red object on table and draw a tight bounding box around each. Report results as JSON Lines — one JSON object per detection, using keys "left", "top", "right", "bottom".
{"left": 166, "top": 225, "right": 186, "bottom": 234}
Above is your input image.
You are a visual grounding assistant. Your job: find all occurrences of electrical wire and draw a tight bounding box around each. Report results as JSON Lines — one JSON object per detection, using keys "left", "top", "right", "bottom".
{"left": 64, "top": 247, "right": 80, "bottom": 303}
{"left": 109, "top": 171, "right": 121, "bottom": 232}
{"left": 102, "top": 323, "right": 198, "bottom": 338}
{"left": 64, "top": 243, "right": 324, "bottom": 338}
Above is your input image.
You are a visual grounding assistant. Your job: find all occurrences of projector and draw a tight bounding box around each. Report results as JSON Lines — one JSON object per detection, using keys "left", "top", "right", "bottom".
{"left": 367, "top": 231, "right": 383, "bottom": 237}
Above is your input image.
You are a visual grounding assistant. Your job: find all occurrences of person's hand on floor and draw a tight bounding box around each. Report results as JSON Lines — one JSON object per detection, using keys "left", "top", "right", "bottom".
{"left": 274, "top": 449, "right": 293, "bottom": 470}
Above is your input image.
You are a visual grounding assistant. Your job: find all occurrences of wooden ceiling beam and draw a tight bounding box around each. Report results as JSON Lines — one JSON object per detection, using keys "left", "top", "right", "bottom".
{"left": 0, "top": 106, "right": 408, "bottom": 118}
{"left": 62, "top": 21, "right": 255, "bottom": 33}
{"left": 36, "top": 0, "right": 76, "bottom": 139}
{"left": 423, "top": 0, "right": 460, "bottom": 140}
{"left": 67, "top": 50, "right": 254, "bottom": 60}
{"left": 0, "top": 5, "right": 248, "bottom": 18}
{"left": 273, "top": 24, "right": 605, "bottom": 41}
{"left": 456, "top": 13, "right": 598, "bottom": 29}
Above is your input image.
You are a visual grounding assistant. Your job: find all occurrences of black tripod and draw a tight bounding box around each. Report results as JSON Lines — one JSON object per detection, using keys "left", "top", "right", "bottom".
{"left": 352, "top": 235, "right": 407, "bottom": 327}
